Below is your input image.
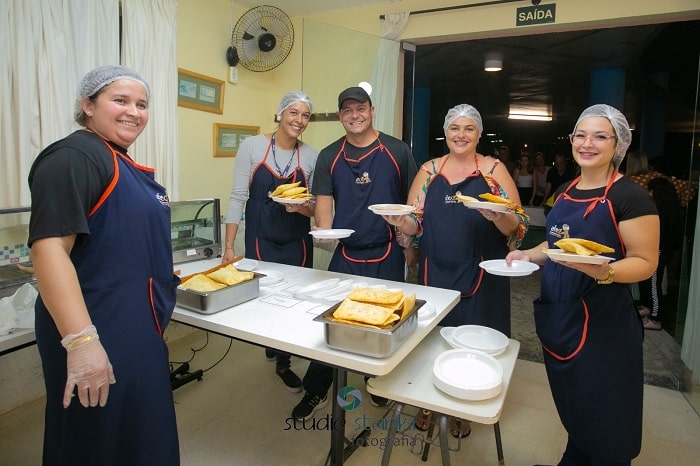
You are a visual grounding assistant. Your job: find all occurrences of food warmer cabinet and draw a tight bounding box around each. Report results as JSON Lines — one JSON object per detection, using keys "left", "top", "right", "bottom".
{"left": 170, "top": 199, "right": 222, "bottom": 264}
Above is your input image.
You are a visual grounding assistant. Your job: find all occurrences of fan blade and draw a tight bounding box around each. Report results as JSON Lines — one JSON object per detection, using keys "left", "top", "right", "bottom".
{"left": 241, "top": 37, "right": 260, "bottom": 61}
{"left": 261, "top": 16, "right": 289, "bottom": 39}
{"left": 243, "top": 22, "right": 265, "bottom": 40}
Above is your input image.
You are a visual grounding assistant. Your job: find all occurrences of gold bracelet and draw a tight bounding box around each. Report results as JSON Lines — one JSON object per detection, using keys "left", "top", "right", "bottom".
{"left": 596, "top": 266, "right": 615, "bottom": 285}
{"left": 63, "top": 334, "right": 96, "bottom": 351}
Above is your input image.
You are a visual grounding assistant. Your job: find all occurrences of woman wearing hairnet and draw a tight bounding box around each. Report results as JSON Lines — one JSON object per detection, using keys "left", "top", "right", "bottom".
{"left": 222, "top": 91, "right": 317, "bottom": 392}
{"left": 384, "top": 104, "right": 528, "bottom": 437}
{"left": 28, "top": 65, "right": 180, "bottom": 464}
{"left": 507, "top": 104, "right": 659, "bottom": 465}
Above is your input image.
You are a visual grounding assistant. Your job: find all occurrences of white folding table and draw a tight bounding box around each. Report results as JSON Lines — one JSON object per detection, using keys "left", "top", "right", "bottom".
{"left": 171, "top": 259, "right": 460, "bottom": 465}
{"left": 366, "top": 327, "right": 520, "bottom": 465}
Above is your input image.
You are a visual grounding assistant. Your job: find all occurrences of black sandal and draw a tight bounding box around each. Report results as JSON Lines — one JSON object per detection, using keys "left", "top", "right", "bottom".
{"left": 450, "top": 417, "right": 471, "bottom": 438}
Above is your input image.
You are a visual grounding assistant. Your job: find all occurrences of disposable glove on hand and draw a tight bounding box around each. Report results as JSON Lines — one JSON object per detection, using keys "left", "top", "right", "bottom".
{"left": 61, "top": 325, "right": 116, "bottom": 408}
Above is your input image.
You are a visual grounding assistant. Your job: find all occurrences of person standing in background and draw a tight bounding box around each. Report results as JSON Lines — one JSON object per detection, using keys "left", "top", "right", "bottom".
{"left": 222, "top": 91, "right": 317, "bottom": 393}
{"left": 531, "top": 151, "right": 550, "bottom": 206}
{"left": 28, "top": 65, "right": 180, "bottom": 465}
{"left": 291, "top": 85, "right": 417, "bottom": 421}
{"left": 506, "top": 104, "right": 659, "bottom": 465}
{"left": 542, "top": 152, "right": 576, "bottom": 215}
{"left": 512, "top": 152, "right": 534, "bottom": 205}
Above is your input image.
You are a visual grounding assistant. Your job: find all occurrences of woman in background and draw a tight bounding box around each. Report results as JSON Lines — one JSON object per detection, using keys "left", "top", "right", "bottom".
{"left": 530, "top": 151, "right": 550, "bottom": 206}
{"left": 512, "top": 152, "right": 534, "bottom": 205}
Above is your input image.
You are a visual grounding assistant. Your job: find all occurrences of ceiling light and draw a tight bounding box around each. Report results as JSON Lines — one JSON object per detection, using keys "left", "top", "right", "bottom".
{"left": 508, "top": 105, "right": 552, "bottom": 121}
{"left": 484, "top": 52, "right": 502, "bottom": 72}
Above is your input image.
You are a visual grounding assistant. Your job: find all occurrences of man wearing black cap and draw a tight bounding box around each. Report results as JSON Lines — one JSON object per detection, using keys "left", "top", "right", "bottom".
{"left": 290, "top": 86, "right": 417, "bottom": 421}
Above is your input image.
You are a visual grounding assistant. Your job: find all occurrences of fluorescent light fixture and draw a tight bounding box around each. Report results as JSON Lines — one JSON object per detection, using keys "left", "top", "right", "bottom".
{"left": 484, "top": 52, "right": 503, "bottom": 72}
{"left": 508, "top": 105, "right": 552, "bottom": 121}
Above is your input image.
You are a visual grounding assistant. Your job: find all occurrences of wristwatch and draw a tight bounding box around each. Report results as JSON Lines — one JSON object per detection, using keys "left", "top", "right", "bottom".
{"left": 596, "top": 266, "right": 615, "bottom": 285}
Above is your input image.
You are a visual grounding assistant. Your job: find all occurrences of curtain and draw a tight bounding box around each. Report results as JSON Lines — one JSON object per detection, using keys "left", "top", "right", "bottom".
{"left": 121, "top": 0, "right": 179, "bottom": 199}
{"left": 1, "top": 0, "right": 119, "bottom": 208}
{"left": 370, "top": 12, "right": 410, "bottom": 136}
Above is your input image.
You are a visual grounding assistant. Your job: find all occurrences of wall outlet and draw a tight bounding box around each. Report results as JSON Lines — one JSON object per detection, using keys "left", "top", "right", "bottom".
{"left": 228, "top": 66, "right": 238, "bottom": 84}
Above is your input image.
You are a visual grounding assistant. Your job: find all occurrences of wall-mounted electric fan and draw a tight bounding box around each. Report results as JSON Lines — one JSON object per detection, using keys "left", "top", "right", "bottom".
{"left": 226, "top": 5, "right": 294, "bottom": 72}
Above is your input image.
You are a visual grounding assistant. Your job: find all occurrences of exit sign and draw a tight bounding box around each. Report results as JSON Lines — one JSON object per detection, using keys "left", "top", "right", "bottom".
{"left": 516, "top": 4, "right": 556, "bottom": 26}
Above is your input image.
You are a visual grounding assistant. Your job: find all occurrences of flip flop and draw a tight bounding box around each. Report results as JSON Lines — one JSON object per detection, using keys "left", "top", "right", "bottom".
{"left": 450, "top": 417, "right": 471, "bottom": 438}
{"left": 415, "top": 409, "right": 432, "bottom": 431}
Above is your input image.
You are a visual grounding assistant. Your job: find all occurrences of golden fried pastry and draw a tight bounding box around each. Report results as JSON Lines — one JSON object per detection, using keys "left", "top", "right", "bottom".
{"left": 346, "top": 287, "right": 404, "bottom": 305}
{"left": 206, "top": 264, "right": 254, "bottom": 285}
{"left": 181, "top": 273, "right": 227, "bottom": 292}
{"left": 554, "top": 238, "right": 615, "bottom": 256}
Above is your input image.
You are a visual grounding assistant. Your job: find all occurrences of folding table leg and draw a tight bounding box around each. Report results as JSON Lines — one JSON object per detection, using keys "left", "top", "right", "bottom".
{"left": 493, "top": 422, "right": 505, "bottom": 465}
{"left": 380, "top": 402, "right": 404, "bottom": 466}
{"left": 437, "top": 414, "right": 451, "bottom": 466}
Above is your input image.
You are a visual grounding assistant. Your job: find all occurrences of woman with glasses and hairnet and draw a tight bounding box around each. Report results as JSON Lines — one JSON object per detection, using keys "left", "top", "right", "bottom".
{"left": 28, "top": 65, "right": 180, "bottom": 464}
{"left": 222, "top": 90, "right": 317, "bottom": 393}
{"left": 506, "top": 104, "right": 659, "bottom": 465}
{"left": 383, "top": 103, "right": 528, "bottom": 438}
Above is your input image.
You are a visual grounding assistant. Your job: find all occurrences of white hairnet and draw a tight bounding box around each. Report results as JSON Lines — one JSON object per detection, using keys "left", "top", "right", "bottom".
{"left": 443, "top": 104, "right": 483, "bottom": 134}
{"left": 277, "top": 90, "right": 313, "bottom": 119}
{"left": 74, "top": 65, "right": 150, "bottom": 125}
{"left": 574, "top": 104, "right": 632, "bottom": 168}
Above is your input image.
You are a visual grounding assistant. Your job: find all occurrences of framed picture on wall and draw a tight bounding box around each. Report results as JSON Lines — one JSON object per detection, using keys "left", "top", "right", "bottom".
{"left": 213, "top": 123, "right": 260, "bottom": 157}
{"left": 177, "top": 68, "right": 225, "bottom": 114}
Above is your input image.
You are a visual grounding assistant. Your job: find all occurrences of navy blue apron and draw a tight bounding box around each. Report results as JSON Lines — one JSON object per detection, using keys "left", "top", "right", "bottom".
{"left": 35, "top": 136, "right": 180, "bottom": 465}
{"left": 418, "top": 158, "right": 510, "bottom": 335}
{"left": 244, "top": 139, "right": 312, "bottom": 267}
{"left": 536, "top": 173, "right": 643, "bottom": 462}
{"left": 327, "top": 135, "right": 405, "bottom": 281}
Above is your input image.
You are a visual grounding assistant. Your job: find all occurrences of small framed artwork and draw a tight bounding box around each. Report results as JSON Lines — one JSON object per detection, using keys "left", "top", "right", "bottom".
{"left": 213, "top": 123, "right": 260, "bottom": 157}
{"left": 178, "top": 68, "right": 225, "bottom": 114}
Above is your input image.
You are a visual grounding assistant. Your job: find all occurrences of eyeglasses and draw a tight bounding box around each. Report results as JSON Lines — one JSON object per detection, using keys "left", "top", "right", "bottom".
{"left": 569, "top": 133, "right": 617, "bottom": 145}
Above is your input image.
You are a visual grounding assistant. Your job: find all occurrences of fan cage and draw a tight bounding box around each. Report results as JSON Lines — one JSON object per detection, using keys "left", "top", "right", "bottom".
{"left": 230, "top": 5, "right": 294, "bottom": 72}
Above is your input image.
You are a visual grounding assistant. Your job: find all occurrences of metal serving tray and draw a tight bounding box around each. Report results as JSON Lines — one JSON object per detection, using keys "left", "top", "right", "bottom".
{"left": 313, "top": 299, "right": 425, "bottom": 358}
{"left": 176, "top": 272, "right": 263, "bottom": 314}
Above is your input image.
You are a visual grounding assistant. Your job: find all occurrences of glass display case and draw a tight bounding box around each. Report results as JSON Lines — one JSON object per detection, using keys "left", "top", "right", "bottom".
{"left": 170, "top": 199, "right": 222, "bottom": 264}
{"left": 0, "top": 207, "right": 34, "bottom": 298}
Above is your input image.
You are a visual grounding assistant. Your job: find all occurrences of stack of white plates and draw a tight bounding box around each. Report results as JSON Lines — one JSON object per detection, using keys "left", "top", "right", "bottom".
{"left": 433, "top": 349, "right": 503, "bottom": 400}
{"left": 440, "top": 325, "right": 509, "bottom": 356}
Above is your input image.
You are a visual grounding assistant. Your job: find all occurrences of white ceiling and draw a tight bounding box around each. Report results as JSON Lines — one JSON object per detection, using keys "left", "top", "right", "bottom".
{"left": 249, "top": 0, "right": 399, "bottom": 17}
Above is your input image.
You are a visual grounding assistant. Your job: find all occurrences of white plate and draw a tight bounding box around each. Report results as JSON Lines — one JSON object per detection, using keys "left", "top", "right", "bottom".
{"left": 309, "top": 279, "right": 355, "bottom": 299}
{"left": 256, "top": 270, "right": 283, "bottom": 286}
{"left": 479, "top": 259, "right": 539, "bottom": 277}
{"left": 368, "top": 204, "right": 417, "bottom": 216}
{"left": 440, "top": 327, "right": 460, "bottom": 348}
{"left": 309, "top": 229, "right": 354, "bottom": 240}
{"left": 295, "top": 278, "right": 340, "bottom": 298}
{"left": 460, "top": 200, "right": 511, "bottom": 212}
{"left": 271, "top": 196, "right": 311, "bottom": 205}
{"left": 450, "top": 325, "right": 509, "bottom": 356}
{"left": 433, "top": 349, "right": 503, "bottom": 400}
{"left": 543, "top": 248, "right": 615, "bottom": 265}
{"left": 233, "top": 258, "right": 259, "bottom": 270}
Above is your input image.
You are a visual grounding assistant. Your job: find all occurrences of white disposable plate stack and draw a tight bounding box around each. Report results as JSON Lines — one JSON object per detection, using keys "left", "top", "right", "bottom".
{"left": 440, "top": 325, "right": 509, "bottom": 356}
{"left": 433, "top": 349, "right": 503, "bottom": 400}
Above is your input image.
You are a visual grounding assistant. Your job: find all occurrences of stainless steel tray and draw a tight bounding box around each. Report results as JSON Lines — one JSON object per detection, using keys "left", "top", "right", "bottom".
{"left": 313, "top": 299, "right": 425, "bottom": 358}
{"left": 176, "top": 272, "right": 263, "bottom": 314}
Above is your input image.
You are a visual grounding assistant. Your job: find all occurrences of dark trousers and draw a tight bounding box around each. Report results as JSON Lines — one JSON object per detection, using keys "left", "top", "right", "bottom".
{"left": 302, "top": 361, "right": 333, "bottom": 396}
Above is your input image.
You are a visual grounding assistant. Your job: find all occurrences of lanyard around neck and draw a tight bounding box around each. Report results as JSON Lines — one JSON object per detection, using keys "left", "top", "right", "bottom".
{"left": 270, "top": 133, "right": 298, "bottom": 177}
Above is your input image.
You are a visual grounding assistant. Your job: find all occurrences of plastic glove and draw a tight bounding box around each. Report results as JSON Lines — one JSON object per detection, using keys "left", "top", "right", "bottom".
{"left": 61, "top": 325, "right": 116, "bottom": 408}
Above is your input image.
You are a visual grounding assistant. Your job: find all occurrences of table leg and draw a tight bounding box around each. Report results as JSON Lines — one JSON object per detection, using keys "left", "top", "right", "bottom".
{"left": 380, "top": 402, "right": 404, "bottom": 466}
{"left": 330, "top": 367, "right": 346, "bottom": 466}
{"left": 494, "top": 422, "right": 505, "bottom": 465}
{"left": 437, "top": 414, "right": 451, "bottom": 466}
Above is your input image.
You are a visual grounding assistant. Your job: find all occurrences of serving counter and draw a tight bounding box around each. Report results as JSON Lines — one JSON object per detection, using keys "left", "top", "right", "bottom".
{"left": 172, "top": 259, "right": 461, "bottom": 465}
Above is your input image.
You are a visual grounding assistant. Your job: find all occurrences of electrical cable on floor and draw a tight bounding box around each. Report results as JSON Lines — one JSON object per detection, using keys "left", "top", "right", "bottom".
{"left": 169, "top": 330, "right": 234, "bottom": 373}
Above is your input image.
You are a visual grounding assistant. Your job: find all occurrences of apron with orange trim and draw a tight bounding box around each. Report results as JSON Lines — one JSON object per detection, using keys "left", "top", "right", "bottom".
{"left": 244, "top": 140, "right": 312, "bottom": 266}
{"left": 327, "top": 136, "right": 405, "bottom": 281}
{"left": 537, "top": 174, "right": 642, "bottom": 461}
{"left": 418, "top": 160, "right": 510, "bottom": 334}
{"left": 35, "top": 137, "right": 180, "bottom": 465}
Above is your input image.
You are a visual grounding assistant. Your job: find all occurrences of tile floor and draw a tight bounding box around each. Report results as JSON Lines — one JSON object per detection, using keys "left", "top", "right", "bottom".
{"left": 2, "top": 330, "right": 700, "bottom": 466}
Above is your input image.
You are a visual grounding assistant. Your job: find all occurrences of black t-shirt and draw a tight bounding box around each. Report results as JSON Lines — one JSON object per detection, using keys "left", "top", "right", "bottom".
{"left": 546, "top": 165, "right": 576, "bottom": 193}
{"left": 312, "top": 131, "right": 417, "bottom": 200}
{"left": 553, "top": 176, "right": 658, "bottom": 222}
{"left": 28, "top": 130, "right": 124, "bottom": 247}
